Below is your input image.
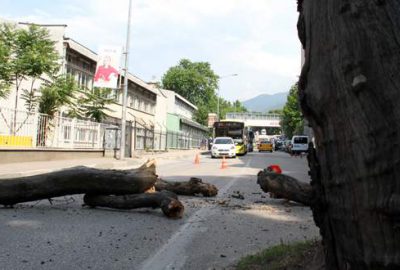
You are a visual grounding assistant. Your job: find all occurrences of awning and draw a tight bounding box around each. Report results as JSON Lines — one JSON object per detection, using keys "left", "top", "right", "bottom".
{"left": 135, "top": 117, "right": 147, "bottom": 128}
{"left": 180, "top": 118, "right": 209, "bottom": 132}
{"left": 64, "top": 38, "right": 98, "bottom": 62}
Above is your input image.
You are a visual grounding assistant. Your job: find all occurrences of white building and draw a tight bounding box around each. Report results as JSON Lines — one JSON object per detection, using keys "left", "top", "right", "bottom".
{"left": 148, "top": 84, "right": 208, "bottom": 149}
{"left": 0, "top": 19, "right": 208, "bottom": 153}
{"left": 0, "top": 20, "right": 67, "bottom": 111}
{"left": 0, "top": 20, "right": 158, "bottom": 155}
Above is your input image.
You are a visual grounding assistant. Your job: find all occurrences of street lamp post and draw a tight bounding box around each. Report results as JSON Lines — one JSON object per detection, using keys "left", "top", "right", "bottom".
{"left": 217, "top": 73, "right": 238, "bottom": 120}
{"left": 120, "top": 0, "right": 132, "bottom": 160}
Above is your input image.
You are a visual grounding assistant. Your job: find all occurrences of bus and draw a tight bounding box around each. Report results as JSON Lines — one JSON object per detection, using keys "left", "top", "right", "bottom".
{"left": 213, "top": 121, "right": 253, "bottom": 155}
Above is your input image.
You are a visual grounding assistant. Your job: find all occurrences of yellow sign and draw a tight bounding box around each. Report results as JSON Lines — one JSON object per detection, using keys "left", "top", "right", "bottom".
{"left": 0, "top": 135, "right": 33, "bottom": 147}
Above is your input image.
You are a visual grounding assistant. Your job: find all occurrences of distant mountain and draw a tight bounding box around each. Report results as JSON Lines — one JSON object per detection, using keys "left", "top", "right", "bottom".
{"left": 242, "top": 92, "right": 288, "bottom": 112}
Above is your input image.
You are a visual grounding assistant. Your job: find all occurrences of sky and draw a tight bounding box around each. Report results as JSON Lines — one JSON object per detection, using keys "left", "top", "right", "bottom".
{"left": 0, "top": 0, "right": 301, "bottom": 102}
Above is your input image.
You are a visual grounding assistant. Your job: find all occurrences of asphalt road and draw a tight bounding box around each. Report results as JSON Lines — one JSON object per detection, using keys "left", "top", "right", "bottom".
{"left": 0, "top": 151, "right": 319, "bottom": 270}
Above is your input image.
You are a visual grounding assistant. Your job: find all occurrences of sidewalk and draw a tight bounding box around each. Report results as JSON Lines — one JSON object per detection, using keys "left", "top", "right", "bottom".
{"left": 137, "top": 148, "right": 209, "bottom": 160}
{"left": 0, "top": 149, "right": 208, "bottom": 179}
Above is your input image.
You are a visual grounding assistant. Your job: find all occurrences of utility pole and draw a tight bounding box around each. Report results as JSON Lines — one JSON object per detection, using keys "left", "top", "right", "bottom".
{"left": 120, "top": 0, "right": 132, "bottom": 160}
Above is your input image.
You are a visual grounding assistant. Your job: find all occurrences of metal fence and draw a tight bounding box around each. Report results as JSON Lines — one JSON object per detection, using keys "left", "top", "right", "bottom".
{"left": 0, "top": 107, "right": 207, "bottom": 152}
{"left": 133, "top": 121, "right": 205, "bottom": 151}
{"left": 0, "top": 107, "right": 111, "bottom": 149}
{"left": 165, "top": 131, "right": 204, "bottom": 150}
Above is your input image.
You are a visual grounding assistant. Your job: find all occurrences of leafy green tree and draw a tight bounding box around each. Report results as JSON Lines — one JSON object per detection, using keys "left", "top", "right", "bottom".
{"left": 281, "top": 83, "right": 303, "bottom": 138}
{"left": 0, "top": 23, "right": 59, "bottom": 133}
{"left": 233, "top": 100, "right": 247, "bottom": 112}
{"left": 38, "top": 75, "right": 78, "bottom": 117}
{"left": 268, "top": 109, "right": 283, "bottom": 114}
{"left": 0, "top": 24, "right": 15, "bottom": 98}
{"left": 11, "top": 24, "right": 59, "bottom": 110}
{"left": 219, "top": 98, "right": 247, "bottom": 119}
{"left": 21, "top": 86, "right": 39, "bottom": 112}
{"left": 77, "top": 88, "right": 114, "bottom": 122}
{"left": 161, "top": 59, "right": 219, "bottom": 125}
{"left": 161, "top": 59, "right": 248, "bottom": 124}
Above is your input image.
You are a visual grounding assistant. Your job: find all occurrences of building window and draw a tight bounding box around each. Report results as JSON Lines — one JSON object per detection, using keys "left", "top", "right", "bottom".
{"left": 128, "top": 94, "right": 134, "bottom": 108}
{"left": 138, "top": 99, "right": 143, "bottom": 111}
{"left": 134, "top": 96, "right": 139, "bottom": 109}
{"left": 77, "top": 72, "right": 88, "bottom": 89}
{"left": 81, "top": 73, "right": 87, "bottom": 88}
{"left": 87, "top": 75, "right": 93, "bottom": 90}
{"left": 66, "top": 67, "right": 76, "bottom": 76}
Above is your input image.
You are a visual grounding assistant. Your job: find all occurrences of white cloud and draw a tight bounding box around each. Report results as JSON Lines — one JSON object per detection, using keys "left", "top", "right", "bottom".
{"left": 1, "top": 0, "right": 302, "bottom": 101}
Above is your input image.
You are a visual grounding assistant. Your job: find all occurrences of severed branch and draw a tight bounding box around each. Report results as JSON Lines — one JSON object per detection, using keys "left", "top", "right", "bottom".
{"left": 257, "top": 169, "right": 315, "bottom": 206}
{"left": 0, "top": 159, "right": 158, "bottom": 206}
{"left": 155, "top": 177, "right": 218, "bottom": 197}
{"left": 83, "top": 190, "right": 184, "bottom": 218}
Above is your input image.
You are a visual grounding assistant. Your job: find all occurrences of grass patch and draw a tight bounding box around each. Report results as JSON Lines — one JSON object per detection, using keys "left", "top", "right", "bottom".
{"left": 236, "top": 240, "right": 321, "bottom": 270}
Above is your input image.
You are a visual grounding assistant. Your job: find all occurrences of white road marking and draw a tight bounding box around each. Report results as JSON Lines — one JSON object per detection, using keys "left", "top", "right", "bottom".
{"left": 138, "top": 157, "right": 252, "bottom": 270}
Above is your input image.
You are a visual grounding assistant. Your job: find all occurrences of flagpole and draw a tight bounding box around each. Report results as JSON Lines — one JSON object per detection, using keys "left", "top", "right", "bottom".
{"left": 120, "top": 0, "right": 132, "bottom": 160}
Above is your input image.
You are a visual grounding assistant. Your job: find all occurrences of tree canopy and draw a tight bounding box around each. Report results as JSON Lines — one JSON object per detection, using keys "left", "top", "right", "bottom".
{"left": 280, "top": 83, "right": 303, "bottom": 138}
{"left": 162, "top": 59, "right": 218, "bottom": 105}
{"left": 39, "top": 75, "right": 78, "bottom": 117}
{"left": 0, "top": 23, "right": 59, "bottom": 111}
{"left": 13, "top": 24, "right": 59, "bottom": 79}
{"left": 0, "top": 24, "right": 14, "bottom": 98}
{"left": 161, "top": 59, "right": 246, "bottom": 124}
{"left": 76, "top": 87, "right": 114, "bottom": 122}
{"left": 0, "top": 22, "right": 112, "bottom": 122}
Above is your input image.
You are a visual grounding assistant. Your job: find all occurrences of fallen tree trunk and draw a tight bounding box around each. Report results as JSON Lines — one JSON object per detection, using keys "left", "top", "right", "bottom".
{"left": 83, "top": 190, "right": 184, "bottom": 218}
{"left": 155, "top": 177, "right": 218, "bottom": 197}
{"left": 0, "top": 160, "right": 157, "bottom": 206}
{"left": 257, "top": 169, "right": 314, "bottom": 206}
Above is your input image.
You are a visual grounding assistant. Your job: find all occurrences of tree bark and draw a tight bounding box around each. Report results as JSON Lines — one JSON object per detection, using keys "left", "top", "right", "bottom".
{"left": 83, "top": 190, "right": 184, "bottom": 218}
{"left": 297, "top": 1, "right": 400, "bottom": 269}
{"left": 155, "top": 177, "right": 218, "bottom": 197}
{"left": 257, "top": 170, "right": 314, "bottom": 206}
{"left": 0, "top": 160, "right": 157, "bottom": 206}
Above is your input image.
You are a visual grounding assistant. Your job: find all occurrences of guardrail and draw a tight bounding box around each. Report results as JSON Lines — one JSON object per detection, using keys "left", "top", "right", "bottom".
{"left": 225, "top": 112, "right": 282, "bottom": 121}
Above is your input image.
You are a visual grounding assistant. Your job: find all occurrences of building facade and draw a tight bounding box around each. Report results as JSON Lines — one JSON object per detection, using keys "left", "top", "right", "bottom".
{"left": 0, "top": 19, "right": 208, "bottom": 154}
{"left": 152, "top": 88, "right": 208, "bottom": 149}
{"left": 0, "top": 20, "right": 67, "bottom": 111}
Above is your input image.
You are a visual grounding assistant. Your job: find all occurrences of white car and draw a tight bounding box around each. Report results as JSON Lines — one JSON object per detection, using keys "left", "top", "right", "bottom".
{"left": 291, "top": 135, "right": 309, "bottom": 154}
{"left": 211, "top": 137, "right": 236, "bottom": 158}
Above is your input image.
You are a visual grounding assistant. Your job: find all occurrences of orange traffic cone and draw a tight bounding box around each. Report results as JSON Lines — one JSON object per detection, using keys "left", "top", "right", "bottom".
{"left": 220, "top": 156, "right": 228, "bottom": 169}
{"left": 194, "top": 153, "right": 200, "bottom": 165}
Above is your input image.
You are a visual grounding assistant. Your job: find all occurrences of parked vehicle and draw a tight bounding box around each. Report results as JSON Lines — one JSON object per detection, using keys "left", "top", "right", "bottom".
{"left": 248, "top": 130, "right": 255, "bottom": 152}
{"left": 274, "top": 140, "right": 283, "bottom": 151}
{"left": 291, "top": 135, "right": 309, "bottom": 154}
{"left": 258, "top": 139, "right": 273, "bottom": 152}
{"left": 211, "top": 137, "right": 236, "bottom": 158}
{"left": 283, "top": 140, "right": 292, "bottom": 153}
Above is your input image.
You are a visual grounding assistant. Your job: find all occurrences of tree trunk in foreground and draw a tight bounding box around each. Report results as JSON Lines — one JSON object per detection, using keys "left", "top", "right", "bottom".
{"left": 257, "top": 170, "right": 314, "bottom": 206}
{"left": 83, "top": 190, "right": 184, "bottom": 218}
{"left": 297, "top": 1, "right": 400, "bottom": 269}
{"left": 0, "top": 160, "right": 157, "bottom": 206}
{"left": 155, "top": 177, "right": 218, "bottom": 197}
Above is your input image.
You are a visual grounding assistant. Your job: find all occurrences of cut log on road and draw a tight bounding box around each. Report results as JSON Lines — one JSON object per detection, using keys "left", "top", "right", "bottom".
{"left": 0, "top": 160, "right": 158, "bottom": 206}
{"left": 155, "top": 177, "right": 218, "bottom": 197}
{"left": 83, "top": 190, "right": 184, "bottom": 218}
{"left": 257, "top": 169, "right": 314, "bottom": 206}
